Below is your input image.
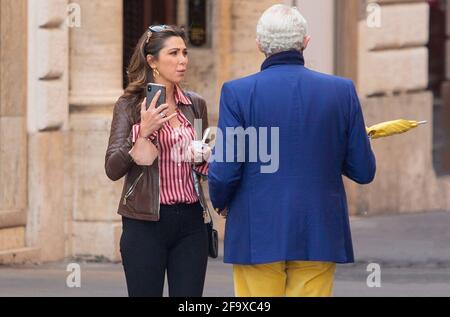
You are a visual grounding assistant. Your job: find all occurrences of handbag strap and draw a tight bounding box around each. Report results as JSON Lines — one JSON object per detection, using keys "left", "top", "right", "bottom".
{"left": 185, "top": 92, "right": 215, "bottom": 226}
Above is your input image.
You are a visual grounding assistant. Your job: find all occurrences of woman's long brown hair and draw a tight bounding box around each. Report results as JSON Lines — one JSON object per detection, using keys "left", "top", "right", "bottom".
{"left": 123, "top": 26, "right": 187, "bottom": 107}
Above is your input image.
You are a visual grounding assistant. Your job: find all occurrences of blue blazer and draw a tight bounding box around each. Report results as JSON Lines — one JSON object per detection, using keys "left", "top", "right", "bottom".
{"left": 208, "top": 51, "right": 376, "bottom": 265}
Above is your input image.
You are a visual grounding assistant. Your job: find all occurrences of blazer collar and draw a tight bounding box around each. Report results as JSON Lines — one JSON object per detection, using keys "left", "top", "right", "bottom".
{"left": 261, "top": 50, "right": 305, "bottom": 71}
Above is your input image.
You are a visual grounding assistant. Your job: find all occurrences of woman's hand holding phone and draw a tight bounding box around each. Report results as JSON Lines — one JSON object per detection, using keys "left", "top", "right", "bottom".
{"left": 139, "top": 90, "right": 177, "bottom": 138}
{"left": 129, "top": 91, "right": 175, "bottom": 166}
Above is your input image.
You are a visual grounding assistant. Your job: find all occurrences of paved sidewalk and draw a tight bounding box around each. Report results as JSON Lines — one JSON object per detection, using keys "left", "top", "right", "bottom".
{"left": 0, "top": 211, "right": 449, "bottom": 297}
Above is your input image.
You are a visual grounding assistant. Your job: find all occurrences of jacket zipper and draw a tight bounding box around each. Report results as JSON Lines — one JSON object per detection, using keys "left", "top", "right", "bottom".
{"left": 122, "top": 171, "right": 144, "bottom": 205}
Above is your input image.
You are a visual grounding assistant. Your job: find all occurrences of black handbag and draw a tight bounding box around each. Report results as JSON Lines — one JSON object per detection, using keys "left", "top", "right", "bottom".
{"left": 206, "top": 211, "right": 219, "bottom": 259}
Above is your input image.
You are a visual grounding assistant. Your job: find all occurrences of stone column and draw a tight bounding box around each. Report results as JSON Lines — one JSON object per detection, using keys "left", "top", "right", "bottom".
{"left": 0, "top": 0, "right": 32, "bottom": 264}
{"left": 69, "top": 0, "right": 124, "bottom": 107}
{"left": 295, "top": 0, "right": 335, "bottom": 74}
{"left": 69, "top": 0, "right": 124, "bottom": 261}
{"left": 26, "top": 0, "right": 69, "bottom": 262}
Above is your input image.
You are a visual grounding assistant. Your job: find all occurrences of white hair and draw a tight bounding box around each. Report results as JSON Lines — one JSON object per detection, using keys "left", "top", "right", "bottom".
{"left": 256, "top": 4, "right": 308, "bottom": 56}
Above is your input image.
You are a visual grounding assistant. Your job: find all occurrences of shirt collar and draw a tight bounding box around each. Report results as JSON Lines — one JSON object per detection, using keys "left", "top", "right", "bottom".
{"left": 261, "top": 50, "right": 305, "bottom": 71}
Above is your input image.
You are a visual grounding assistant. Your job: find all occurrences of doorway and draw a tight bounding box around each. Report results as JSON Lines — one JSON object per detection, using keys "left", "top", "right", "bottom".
{"left": 428, "top": 0, "right": 450, "bottom": 175}
{"left": 122, "top": 0, "right": 178, "bottom": 88}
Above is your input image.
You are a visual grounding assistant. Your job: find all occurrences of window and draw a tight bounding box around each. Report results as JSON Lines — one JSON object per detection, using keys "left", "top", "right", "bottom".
{"left": 188, "top": 0, "right": 208, "bottom": 47}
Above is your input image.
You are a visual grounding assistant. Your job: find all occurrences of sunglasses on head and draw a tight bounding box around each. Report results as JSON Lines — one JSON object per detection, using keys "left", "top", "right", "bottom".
{"left": 148, "top": 25, "right": 169, "bottom": 33}
{"left": 145, "top": 25, "right": 169, "bottom": 44}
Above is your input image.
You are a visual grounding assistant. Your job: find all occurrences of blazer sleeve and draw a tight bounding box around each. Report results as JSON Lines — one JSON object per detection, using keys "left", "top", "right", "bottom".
{"left": 342, "top": 82, "right": 376, "bottom": 184}
{"left": 208, "top": 83, "right": 244, "bottom": 209}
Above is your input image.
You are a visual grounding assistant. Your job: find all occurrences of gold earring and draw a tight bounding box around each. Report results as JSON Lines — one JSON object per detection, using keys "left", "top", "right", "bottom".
{"left": 153, "top": 68, "right": 160, "bottom": 77}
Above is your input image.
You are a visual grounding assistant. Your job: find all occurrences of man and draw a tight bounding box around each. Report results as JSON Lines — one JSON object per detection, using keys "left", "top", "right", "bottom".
{"left": 208, "top": 4, "right": 376, "bottom": 297}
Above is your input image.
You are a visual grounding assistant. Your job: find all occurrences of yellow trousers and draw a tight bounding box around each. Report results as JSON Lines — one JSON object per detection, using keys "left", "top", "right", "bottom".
{"left": 233, "top": 261, "right": 336, "bottom": 297}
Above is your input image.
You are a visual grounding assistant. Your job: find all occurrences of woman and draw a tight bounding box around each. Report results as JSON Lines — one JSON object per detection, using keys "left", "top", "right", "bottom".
{"left": 105, "top": 25, "right": 211, "bottom": 297}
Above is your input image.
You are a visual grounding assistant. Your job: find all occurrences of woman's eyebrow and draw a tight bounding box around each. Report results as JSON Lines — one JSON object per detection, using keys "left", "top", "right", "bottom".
{"left": 167, "top": 47, "right": 187, "bottom": 52}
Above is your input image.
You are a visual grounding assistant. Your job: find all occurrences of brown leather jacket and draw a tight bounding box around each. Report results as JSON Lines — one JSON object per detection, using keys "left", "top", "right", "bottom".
{"left": 105, "top": 91, "right": 209, "bottom": 221}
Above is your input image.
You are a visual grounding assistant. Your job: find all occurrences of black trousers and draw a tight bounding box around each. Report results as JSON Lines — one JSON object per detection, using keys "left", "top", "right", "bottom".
{"left": 120, "top": 202, "right": 209, "bottom": 297}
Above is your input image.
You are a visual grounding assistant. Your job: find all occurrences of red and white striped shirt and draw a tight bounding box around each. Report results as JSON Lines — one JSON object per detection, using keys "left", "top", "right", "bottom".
{"left": 132, "top": 85, "right": 208, "bottom": 205}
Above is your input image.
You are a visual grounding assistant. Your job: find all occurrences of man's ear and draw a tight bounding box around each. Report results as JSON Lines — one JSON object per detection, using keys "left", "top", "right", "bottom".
{"left": 302, "top": 35, "right": 311, "bottom": 52}
{"left": 256, "top": 39, "right": 264, "bottom": 54}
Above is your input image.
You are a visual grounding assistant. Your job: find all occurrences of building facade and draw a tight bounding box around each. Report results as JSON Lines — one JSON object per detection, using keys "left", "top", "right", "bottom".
{"left": 0, "top": 0, "right": 449, "bottom": 264}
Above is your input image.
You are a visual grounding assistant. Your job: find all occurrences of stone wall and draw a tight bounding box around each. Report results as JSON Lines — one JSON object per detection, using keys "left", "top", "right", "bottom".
{"left": 345, "top": 0, "right": 450, "bottom": 216}
{"left": 441, "top": 1, "right": 450, "bottom": 212}
{"left": 295, "top": 0, "right": 336, "bottom": 74}
{"left": 68, "top": 0, "right": 124, "bottom": 262}
{"left": 0, "top": 0, "right": 36, "bottom": 264}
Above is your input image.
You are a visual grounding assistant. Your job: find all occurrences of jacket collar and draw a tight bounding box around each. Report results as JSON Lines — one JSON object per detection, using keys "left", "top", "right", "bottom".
{"left": 174, "top": 85, "right": 192, "bottom": 105}
{"left": 178, "top": 91, "right": 195, "bottom": 127}
{"left": 175, "top": 85, "right": 196, "bottom": 126}
{"left": 261, "top": 50, "right": 305, "bottom": 71}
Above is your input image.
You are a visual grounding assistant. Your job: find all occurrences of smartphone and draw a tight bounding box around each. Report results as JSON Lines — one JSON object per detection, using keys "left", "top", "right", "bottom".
{"left": 146, "top": 83, "right": 166, "bottom": 110}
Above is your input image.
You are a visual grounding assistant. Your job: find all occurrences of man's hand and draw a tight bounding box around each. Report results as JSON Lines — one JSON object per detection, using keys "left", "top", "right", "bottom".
{"left": 216, "top": 207, "right": 228, "bottom": 218}
{"left": 191, "top": 143, "right": 212, "bottom": 164}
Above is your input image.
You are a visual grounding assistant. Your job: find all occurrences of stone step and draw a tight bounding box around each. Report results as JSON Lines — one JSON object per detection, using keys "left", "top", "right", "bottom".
{"left": 0, "top": 247, "right": 40, "bottom": 265}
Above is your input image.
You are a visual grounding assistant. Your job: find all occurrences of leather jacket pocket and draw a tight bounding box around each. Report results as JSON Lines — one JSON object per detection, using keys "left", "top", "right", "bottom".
{"left": 122, "top": 171, "right": 144, "bottom": 205}
{"left": 122, "top": 164, "right": 159, "bottom": 216}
